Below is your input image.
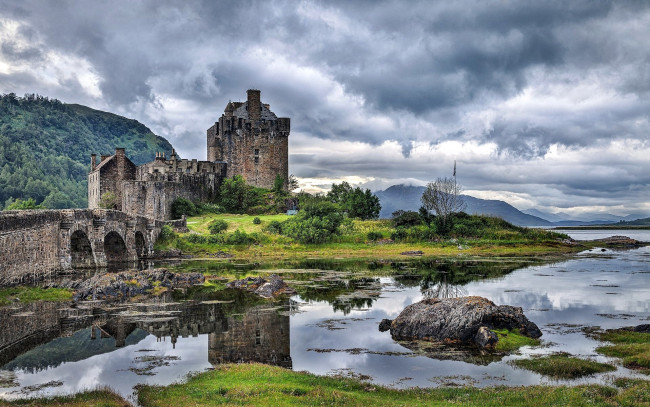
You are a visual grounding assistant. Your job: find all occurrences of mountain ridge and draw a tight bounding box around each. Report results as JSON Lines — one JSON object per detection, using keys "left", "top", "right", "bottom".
{"left": 374, "top": 185, "right": 551, "bottom": 226}
{"left": 0, "top": 93, "right": 173, "bottom": 209}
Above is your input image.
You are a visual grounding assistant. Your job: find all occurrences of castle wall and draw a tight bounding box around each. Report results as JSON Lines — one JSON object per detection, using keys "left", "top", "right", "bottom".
{"left": 122, "top": 167, "right": 226, "bottom": 220}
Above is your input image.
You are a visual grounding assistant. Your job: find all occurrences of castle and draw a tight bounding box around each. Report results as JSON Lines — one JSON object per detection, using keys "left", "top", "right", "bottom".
{"left": 88, "top": 89, "right": 290, "bottom": 220}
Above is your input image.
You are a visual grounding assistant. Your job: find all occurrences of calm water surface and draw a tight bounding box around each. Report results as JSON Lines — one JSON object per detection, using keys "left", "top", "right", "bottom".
{"left": 1, "top": 240, "right": 649, "bottom": 402}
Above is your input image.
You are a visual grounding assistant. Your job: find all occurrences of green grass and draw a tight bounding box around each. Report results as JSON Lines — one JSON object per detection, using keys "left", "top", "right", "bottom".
{"left": 159, "top": 213, "right": 585, "bottom": 262}
{"left": 0, "top": 286, "right": 72, "bottom": 307}
{"left": 596, "top": 330, "right": 650, "bottom": 374}
{"left": 3, "top": 365, "right": 649, "bottom": 406}
{"left": 187, "top": 213, "right": 290, "bottom": 234}
{"left": 133, "top": 363, "right": 648, "bottom": 406}
{"left": 493, "top": 329, "right": 541, "bottom": 352}
{"left": 511, "top": 353, "right": 616, "bottom": 379}
{"left": 0, "top": 388, "right": 129, "bottom": 406}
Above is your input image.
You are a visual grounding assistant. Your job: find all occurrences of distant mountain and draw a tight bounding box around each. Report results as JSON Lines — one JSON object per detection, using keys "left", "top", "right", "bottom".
{"left": 522, "top": 208, "right": 646, "bottom": 225}
{"left": 0, "top": 93, "right": 173, "bottom": 209}
{"left": 374, "top": 185, "right": 551, "bottom": 226}
{"left": 522, "top": 209, "right": 568, "bottom": 223}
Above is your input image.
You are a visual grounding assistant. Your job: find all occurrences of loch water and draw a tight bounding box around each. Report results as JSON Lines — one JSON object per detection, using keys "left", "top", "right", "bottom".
{"left": 1, "top": 231, "right": 649, "bottom": 403}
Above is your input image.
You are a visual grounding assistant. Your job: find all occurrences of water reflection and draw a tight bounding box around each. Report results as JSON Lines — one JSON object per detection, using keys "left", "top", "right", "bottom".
{"left": 0, "top": 297, "right": 292, "bottom": 400}
{"left": 1, "top": 247, "right": 649, "bottom": 400}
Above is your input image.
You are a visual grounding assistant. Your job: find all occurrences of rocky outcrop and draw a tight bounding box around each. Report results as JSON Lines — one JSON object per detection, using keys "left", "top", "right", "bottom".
{"left": 152, "top": 248, "right": 184, "bottom": 259}
{"left": 594, "top": 236, "right": 645, "bottom": 246}
{"left": 225, "top": 274, "right": 296, "bottom": 298}
{"left": 380, "top": 296, "right": 542, "bottom": 349}
{"left": 72, "top": 268, "right": 204, "bottom": 301}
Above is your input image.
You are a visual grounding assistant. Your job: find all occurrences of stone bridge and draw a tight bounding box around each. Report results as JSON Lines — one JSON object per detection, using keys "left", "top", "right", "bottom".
{"left": 0, "top": 209, "right": 176, "bottom": 285}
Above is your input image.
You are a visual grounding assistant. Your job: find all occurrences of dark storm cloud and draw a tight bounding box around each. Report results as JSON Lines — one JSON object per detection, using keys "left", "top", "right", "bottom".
{"left": 1, "top": 0, "right": 650, "bottom": 213}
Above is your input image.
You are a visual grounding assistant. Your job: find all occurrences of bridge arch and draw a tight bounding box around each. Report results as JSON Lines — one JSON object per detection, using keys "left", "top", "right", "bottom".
{"left": 104, "top": 231, "right": 128, "bottom": 265}
{"left": 70, "top": 230, "right": 95, "bottom": 269}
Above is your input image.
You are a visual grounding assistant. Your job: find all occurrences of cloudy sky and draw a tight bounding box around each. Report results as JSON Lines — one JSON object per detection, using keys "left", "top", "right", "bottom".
{"left": 1, "top": 0, "right": 649, "bottom": 217}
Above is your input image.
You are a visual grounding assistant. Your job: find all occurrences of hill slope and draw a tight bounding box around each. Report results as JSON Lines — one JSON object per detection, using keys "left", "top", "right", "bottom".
{"left": 0, "top": 93, "right": 173, "bottom": 209}
{"left": 375, "top": 184, "right": 551, "bottom": 226}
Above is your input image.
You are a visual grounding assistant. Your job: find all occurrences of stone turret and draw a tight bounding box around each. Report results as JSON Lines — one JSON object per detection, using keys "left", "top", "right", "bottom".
{"left": 206, "top": 89, "right": 290, "bottom": 190}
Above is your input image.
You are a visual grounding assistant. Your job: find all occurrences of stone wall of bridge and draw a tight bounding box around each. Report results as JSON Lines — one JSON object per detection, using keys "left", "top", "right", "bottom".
{"left": 0, "top": 209, "right": 168, "bottom": 285}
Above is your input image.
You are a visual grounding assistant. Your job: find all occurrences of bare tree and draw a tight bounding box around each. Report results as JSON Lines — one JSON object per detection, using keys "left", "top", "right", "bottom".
{"left": 421, "top": 177, "right": 465, "bottom": 226}
{"left": 288, "top": 174, "right": 300, "bottom": 192}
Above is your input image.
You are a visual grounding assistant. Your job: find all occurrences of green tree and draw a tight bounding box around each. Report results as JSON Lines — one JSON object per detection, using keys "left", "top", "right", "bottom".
{"left": 42, "top": 190, "right": 72, "bottom": 209}
{"left": 327, "top": 181, "right": 381, "bottom": 220}
{"left": 219, "top": 175, "right": 254, "bottom": 213}
{"left": 99, "top": 192, "right": 119, "bottom": 209}
{"left": 4, "top": 197, "right": 43, "bottom": 210}
{"left": 273, "top": 174, "right": 285, "bottom": 193}
{"left": 171, "top": 197, "right": 197, "bottom": 219}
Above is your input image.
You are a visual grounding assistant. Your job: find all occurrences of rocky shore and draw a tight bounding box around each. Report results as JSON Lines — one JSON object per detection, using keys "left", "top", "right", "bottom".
{"left": 59, "top": 268, "right": 205, "bottom": 301}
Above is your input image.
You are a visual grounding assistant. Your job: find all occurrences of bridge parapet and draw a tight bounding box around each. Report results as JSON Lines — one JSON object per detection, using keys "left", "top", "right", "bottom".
{"left": 0, "top": 209, "right": 172, "bottom": 285}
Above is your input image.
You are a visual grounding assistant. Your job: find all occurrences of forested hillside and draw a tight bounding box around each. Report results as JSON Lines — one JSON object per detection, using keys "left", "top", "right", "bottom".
{"left": 0, "top": 93, "right": 173, "bottom": 209}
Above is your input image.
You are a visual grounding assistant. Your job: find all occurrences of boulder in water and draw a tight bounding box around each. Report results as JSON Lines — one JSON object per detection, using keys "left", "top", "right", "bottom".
{"left": 380, "top": 296, "right": 541, "bottom": 349}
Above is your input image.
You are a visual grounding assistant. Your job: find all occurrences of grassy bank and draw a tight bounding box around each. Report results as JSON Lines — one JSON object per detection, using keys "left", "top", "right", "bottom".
{"left": 0, "top": 388, "right": 129, "bottom": 407}
{"left": 2, "top": 364, "right": 649, "bottom": 406}
{"left": 158, "top": 213, "right": 586, "bottom": 262}
{"left": 0, "top": 286, "right": 72, "bottom": 307}
{"left": 595, "top": 329, "right": 650, "bottom": 375}
{"left": 511, "top": 353, "right": 616, "bottom": 379}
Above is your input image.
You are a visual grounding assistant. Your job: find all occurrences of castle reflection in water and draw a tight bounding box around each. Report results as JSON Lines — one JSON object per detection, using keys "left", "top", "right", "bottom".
{"left": 0, "top": 298, "right": 293, "bottom": 371}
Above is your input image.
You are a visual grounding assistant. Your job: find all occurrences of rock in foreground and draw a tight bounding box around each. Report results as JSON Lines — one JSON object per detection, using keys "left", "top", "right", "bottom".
{"left": 379, "top": 296, "right": 542, "bottom": 349}
{"left": 226, "top": 274, "right": 296, "bottom": 298}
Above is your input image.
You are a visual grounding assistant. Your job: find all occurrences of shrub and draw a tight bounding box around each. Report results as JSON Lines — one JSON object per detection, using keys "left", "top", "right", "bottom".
{"left": 266, "top": 220, "right": 283, "bottom": 234}
{"left": 281, "top": 201, "right": 344, "bottom": 244}
{"left": 158, "top": 225, "right": 176, "bottom": 241}
{"left": 367, "top": 231, "right": 383, "bottom": 241}
{"left": 282, "top": 217, "right": 339, "bottom": 244}
{"left": 392, "top": 210, "right": 423, "bottom": 227}
{"left": 186, "top": 234, "right": 207, "bottom": 244}
{"left": 390, "top": 228, "right": 407, "bottom": 241}
{"left": 208, "top": 219, "right": 228, "bottom": 234}
{"left": 253, "top": 217, "right": 261, "bottom": 224}
{"left": 226, "top": 229, "right": 252, "bottom": 245}
{"left": 171, "top": 197, "right": 197, "bottom": 219}
{"left": 452, "top": 224, "right": 470, "bottom": 237}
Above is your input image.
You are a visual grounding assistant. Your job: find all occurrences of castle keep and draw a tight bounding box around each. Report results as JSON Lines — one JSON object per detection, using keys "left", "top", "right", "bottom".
{"left": 88, "top": 90, "right": 290, "bottom": 220}
{"left": 207, "top": 89, "right": 290, "bottom": 188}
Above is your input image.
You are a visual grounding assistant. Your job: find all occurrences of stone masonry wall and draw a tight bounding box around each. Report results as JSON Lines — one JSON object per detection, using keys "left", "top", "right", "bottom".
{"left": 0, "top": 209, "right": 165, "bottom": 285}
{"left": 122, "top": 169, "right": 225, "bottom": 220}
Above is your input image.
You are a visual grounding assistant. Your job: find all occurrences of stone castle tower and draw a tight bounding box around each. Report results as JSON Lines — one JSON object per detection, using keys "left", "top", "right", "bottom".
{"left": 88, "top": 89, "right": 290, "bottom": 220}
{"left": 206, "top": 89, "right": 290, "bottom": 189}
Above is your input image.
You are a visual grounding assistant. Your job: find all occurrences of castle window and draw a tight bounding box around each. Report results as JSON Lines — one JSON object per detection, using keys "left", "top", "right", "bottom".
{"left": 254, "top": 148, "right": 259, "bottom": 164}
{"left": 255, "top": 329, "right": 261, "bottom": 345}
